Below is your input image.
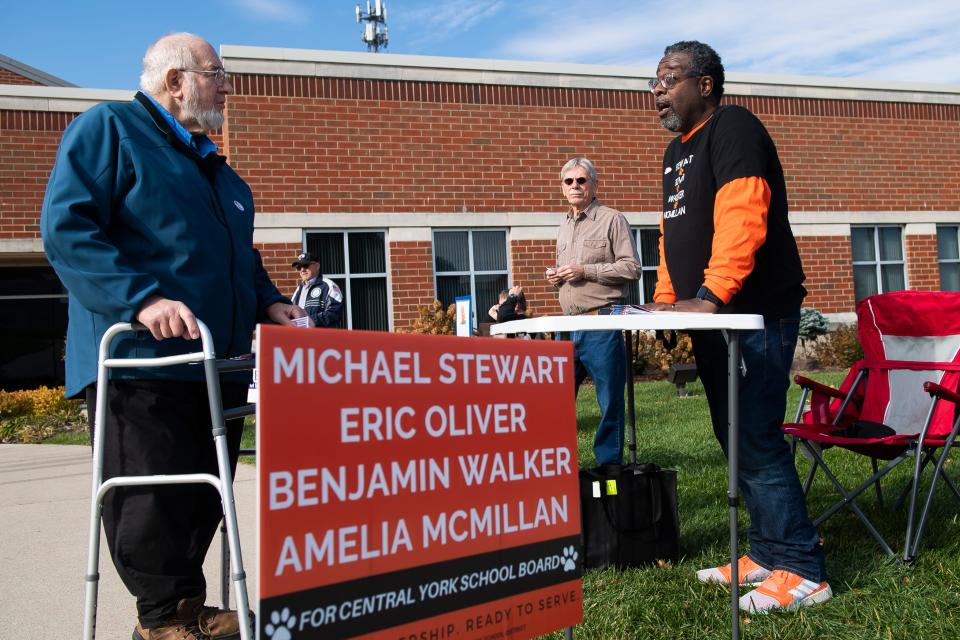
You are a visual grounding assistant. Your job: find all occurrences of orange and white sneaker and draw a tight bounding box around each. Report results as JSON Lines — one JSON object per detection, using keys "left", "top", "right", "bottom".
{"left": 739, "top": 569, "right": 832, "bottom": 613}
{"left": 696, "top": 555, "right": 772, "bottom": 586}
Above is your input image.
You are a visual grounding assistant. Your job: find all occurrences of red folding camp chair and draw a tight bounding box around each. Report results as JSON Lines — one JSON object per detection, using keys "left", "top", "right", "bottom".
{"left": 782, "top": 291, "right": 960, "bottom": 561}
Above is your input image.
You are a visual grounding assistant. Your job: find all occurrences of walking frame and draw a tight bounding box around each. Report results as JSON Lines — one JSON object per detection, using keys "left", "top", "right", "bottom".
{"left": 83, "top": 321, "right": 255, "bottom": 640}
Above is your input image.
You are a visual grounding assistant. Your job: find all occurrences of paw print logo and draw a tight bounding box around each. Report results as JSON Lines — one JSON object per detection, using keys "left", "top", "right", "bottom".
{"left": 265, "top": 607, "right": 296, "bottom": 640}
{"left": 561, "top": 545, "right": 578, "bottom": 572}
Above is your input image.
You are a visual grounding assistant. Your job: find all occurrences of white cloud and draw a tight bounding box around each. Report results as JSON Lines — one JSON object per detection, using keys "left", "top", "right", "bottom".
{"left": 492, "top": 0, "right": 960, "bottom": 82}
{"left": 393, "top": 0, "right": 508, "bottom": 50}
{"left": 234, "top": 0, "right": 307, "bottom": 23}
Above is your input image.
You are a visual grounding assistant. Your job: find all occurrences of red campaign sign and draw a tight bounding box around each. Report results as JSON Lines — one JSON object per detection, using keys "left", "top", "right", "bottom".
{"left": 256, "top": 325, "right": 582, "bottom": 640}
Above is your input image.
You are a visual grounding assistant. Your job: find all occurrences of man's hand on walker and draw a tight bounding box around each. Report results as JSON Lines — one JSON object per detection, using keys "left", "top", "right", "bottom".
{"left": 136, "top": 294, "right": 201, "bottom": 340}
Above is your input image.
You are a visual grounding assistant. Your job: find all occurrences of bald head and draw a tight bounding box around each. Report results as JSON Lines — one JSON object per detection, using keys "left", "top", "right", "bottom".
{"left": 137, "top": 32, "right": 231, "bottom": 134}
{"left": 139, "top": 33, "right": 211, "bottom": 96}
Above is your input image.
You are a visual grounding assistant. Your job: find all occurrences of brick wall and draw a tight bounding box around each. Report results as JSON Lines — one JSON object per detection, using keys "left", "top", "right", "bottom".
{"left": 0, "top": 111, "right": 74, "bottom": 239}
{"left": 221, "top": 74, "right": 960, "bottom": 318}
{"left": 905, "top": 234, "right": 940, "bottom": 291}
{"left": 764, "top": 111, "right": 960, "bottom": 212}
{"left": 0, "top": 69, "right": 41, "bottom": 85}
{"left": 795, "top": 236, "right": 856, "bottom": 314}
{"left": 225, "top": 75, "right": 960, "bottom": 215}
{"left": 3, "top": 72, "right": 959, "bottom": 326}
{"left": 390, "top": 240, "right": 435, "bottom": 330}
{"left": 223, "top": 90, "right": 666, "bottom": 214}
{"left": 257, "top": 241, "right": 304, "bottom": 298}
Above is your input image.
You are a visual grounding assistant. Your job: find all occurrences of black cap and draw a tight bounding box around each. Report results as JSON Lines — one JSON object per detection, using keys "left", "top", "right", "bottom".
{"left": 292, "top": 252, "right": 319, "bottom": 268}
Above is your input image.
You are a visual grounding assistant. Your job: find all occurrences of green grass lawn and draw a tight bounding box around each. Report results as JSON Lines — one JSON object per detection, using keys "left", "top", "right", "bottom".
{"left": 551, "top": 371, "right": 960, "bottom": 640}
{"left": 42, "top": 371, "right": 960, "bottom": 639}
{"left": 43, "top": 429, "right": 91, "bottom": 445}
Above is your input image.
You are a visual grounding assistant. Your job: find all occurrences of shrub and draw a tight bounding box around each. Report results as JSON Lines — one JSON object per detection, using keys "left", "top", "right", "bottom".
{"left": 404, "top": 300, "right": 456, "bottom": 335}
{"left": 813, "top": 323, "right": 863, "bottom": 368}
{"left": 0, "top": 390, "right": 32, "bottom": 418}
{"left": 630, "top": 331, "right": 695, "bottom": 374}
{"left": 0, "top": 415, "right": 61, "bottom": 443}
{"left": 29, "top": 385, "right": 76, "bottom": 416}
{"left": 798, "top": 307, "right": 829, "bottom": 351}
{"left": 0, "top": 386, "right": 86, "bottom": 444}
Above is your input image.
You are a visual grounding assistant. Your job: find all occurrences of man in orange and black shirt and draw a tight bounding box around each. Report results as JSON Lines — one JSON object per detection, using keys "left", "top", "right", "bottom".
{"left": 645, "top": 41, "right": 830, "bottom": 614}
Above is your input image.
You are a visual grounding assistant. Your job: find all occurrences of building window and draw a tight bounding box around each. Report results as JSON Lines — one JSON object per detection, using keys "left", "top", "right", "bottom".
{"left": 433, "top": 229, "right": 507, "bottom": 326}
{"left": 851, "top": 225, "right": 906, "bottom": 301}
{"left": 304, "top": 231, "right": 389, "bottom": 331}
{"left": 937, "top": 225, "right": 960, "bottom": 292}
{"left": 624, "top": 227, "right": 660, "bottom": 305}
{"left": 0, "top": 266, "right": 68, "bottom": 389}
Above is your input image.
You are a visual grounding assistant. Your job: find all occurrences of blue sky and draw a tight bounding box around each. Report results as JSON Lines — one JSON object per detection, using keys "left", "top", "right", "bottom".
{"left": 4, "top": 0, "right": 960, "bottom": 90}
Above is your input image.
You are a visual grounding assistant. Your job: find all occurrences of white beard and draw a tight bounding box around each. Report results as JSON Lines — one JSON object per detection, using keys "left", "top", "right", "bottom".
{"left": 181, "top": 77, "right": 224, "bottom": 133}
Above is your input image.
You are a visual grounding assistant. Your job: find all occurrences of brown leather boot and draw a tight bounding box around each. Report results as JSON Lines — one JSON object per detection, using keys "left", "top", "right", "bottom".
{"left": 133, "top": 596, "right": 246, "bottom": 640}
{"left": 132, "top": 621, "right": 209, "bottom": 640}
{"left": 196, "top": 602, "right": 245, "bottom": 638}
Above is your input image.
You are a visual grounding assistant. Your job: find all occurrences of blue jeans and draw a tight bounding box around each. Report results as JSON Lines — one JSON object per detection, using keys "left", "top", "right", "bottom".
{"left": 691, "top": 315, "right": 826, "bottom": 583}
{"left": 572, "top": 330, "right": 626, "bottom": 465}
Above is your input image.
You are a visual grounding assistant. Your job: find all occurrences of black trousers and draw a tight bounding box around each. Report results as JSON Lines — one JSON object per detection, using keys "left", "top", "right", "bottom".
{"left": 86, "top": 379, "right": 247, "bottom": 627}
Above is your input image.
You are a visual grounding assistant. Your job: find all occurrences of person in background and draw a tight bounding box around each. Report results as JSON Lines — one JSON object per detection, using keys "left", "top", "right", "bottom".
{"left": 547, "top": 157, "right": 640, "bottom": 465}
{"left": 493, "top": 285, "right": 534, "bottom": 339}
{"left": 41, "top": 32, "right": 302, "bottom": 640}
{"left": 488, "top": 289, "right": 508, "bottom": 321}
{"left": 290, "top": 251, "right": 344, "bottom": 328}
{"left": 496, "top": 285, "right": 528, "bottom": 323}
{"left": 644, "top": 40, "right": 829, "bottom": 613}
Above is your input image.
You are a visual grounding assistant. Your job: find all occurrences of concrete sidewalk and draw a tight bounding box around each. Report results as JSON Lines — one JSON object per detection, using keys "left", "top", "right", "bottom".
{"left": 0, "top": 444, "right": 258, "bottom": 639}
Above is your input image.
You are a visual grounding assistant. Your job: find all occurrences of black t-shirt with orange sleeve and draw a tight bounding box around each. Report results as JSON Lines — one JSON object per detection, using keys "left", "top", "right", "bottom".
{"left": 655, "top": 104, "right": 806, "bottom": 318}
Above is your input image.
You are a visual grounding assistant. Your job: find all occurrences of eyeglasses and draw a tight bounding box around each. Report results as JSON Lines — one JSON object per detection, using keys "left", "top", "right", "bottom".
{"left": 563, "top": 177, "right": 589, "bottom": 186}
{"left": 179, "top": 67, "right": 230, "bottom": 86}
{"left": 295, "top": 264, "right": 313, "bottom": 270}
{"left": 647, "top": 72, "right": 702, "bottom": 92}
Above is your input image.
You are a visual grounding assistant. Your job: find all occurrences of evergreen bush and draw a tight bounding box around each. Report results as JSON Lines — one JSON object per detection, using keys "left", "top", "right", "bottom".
{"left": 799, "top": 307, "right": 829, "bottom": 352}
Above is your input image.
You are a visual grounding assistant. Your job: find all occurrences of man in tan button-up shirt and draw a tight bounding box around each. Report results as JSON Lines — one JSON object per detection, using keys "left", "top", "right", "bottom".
{"left": 548, "top": 157, "right": 640, "bottom": 464}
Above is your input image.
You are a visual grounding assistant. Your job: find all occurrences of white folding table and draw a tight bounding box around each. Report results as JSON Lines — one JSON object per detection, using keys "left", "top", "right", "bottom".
{"left": 492, "top": 312, "right": 764, "bottom": 640}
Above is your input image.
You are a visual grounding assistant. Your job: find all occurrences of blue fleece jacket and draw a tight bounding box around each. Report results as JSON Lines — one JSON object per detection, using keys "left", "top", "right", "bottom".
{"left": 41, "top": 92, "right": 287, "bottom": 397}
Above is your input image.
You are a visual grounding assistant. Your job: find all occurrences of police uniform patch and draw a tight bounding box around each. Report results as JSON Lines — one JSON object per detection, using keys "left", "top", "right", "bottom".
{"left": 310, "top": 288, "right": 321, "bottom": 299}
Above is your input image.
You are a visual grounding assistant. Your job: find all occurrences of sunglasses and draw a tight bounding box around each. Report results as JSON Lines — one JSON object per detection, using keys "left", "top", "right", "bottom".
{"left": 563, "top": 177, "right": 589, "bottom": 186}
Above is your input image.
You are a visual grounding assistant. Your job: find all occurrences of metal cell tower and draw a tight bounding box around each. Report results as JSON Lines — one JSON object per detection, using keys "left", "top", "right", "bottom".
{"left": 356, "top": 0, "right": 388, "bottom": 52}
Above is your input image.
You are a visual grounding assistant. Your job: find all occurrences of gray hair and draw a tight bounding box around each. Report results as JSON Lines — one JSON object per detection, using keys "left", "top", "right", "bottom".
{"left": 663, "top": 40, "right": 725, "bottom": 101}
{"left": 559, "top": 157, "right": 597, "bottom": 181}
{"left": 139, "top": 32, "right": 202, "bottom": 95}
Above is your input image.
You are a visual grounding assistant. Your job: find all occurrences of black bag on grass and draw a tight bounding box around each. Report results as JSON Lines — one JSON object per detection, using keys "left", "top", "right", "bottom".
{"left": 579, "top": 463, "right": 679, "bottom": 570}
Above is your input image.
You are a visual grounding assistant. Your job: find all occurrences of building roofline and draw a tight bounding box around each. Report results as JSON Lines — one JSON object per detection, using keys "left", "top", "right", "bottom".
{"left": 220, "top": 45, "right": 960, "bottom": 105}
{"left": 0, "top": 54, "right": 76, "bottom": 87}
{"left": 3, "top": 46, "right": 959, "bottom": 112}
{"left": 0, "top": 85, "right": 133, "bottom": 112}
